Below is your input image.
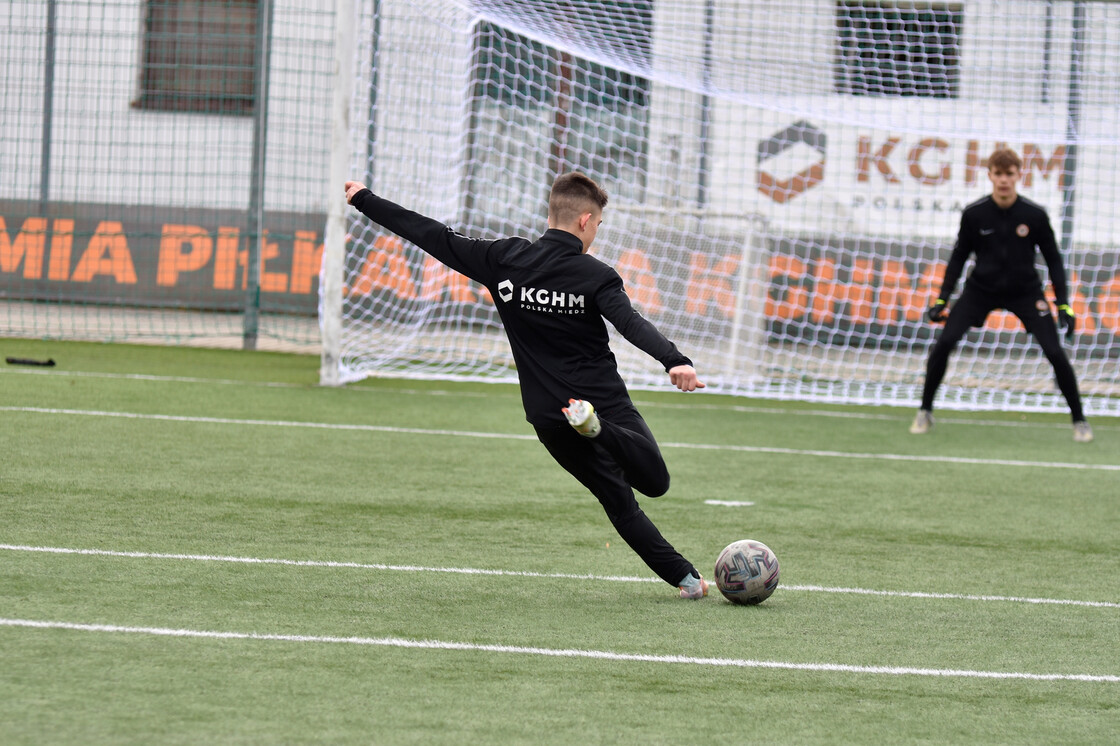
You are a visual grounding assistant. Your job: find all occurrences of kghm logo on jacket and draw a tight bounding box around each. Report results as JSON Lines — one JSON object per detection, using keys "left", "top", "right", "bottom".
{"left": 497, "top": 279, "right": 585, "bottom": 315}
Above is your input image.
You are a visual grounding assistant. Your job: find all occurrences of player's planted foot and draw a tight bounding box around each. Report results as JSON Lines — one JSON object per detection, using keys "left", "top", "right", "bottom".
{"left": 562, "top": 398, "right": 601, "bottom": 438}
{"left": 909, "top": 409, "right": 933, "bottom": 434}
{"left": 1073, "top": 420, "right": 1094, "bottom": 443}
{"left": 678, "top": 572, "right": 710, "bottom": 600}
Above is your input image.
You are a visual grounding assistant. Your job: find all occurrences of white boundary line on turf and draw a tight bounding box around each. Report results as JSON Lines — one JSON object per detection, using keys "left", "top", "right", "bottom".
{"left": 0, "top": 367, "right": 307, "bottom": 388}
{"left": 660, "top": 439, "right": 1120, "bottom": 471}
{"left": 5, "top": 367, "right": 1116, "bottom": 431}
{"left": 3, "top": 544, "right": 1117, "bottom": 610}
{"left": 0, "top": 617, "right": 1116, "bottom": 683}
{"left": 0, "top": 406, "right": 535, "bottom": 440}
{"left": 0, "top": 543, "right": 646, "bottom": 582}
{"left": 639, "top": 399, "right": 1120, "bottom": 432}
{"left": 3, "top": 406, "right": 1119, "bottom": 472}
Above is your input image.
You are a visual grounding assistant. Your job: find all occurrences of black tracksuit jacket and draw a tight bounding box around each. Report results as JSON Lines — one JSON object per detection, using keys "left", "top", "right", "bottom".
{"left": 350, "top": 189, "right": 692, "bottom": 426}
{"left": 938, "top": 194, "right": 1070, "bottom": 306}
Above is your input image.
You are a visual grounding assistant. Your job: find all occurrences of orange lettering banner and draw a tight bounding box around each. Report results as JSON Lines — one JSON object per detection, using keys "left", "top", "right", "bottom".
{"left": 0, "top": 199, "right": 324, "bottom": 313}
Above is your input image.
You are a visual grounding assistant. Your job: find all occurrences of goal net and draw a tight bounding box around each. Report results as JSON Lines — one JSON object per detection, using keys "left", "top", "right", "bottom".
{"left": 1, "top": 0, "right": 337, "bottom": 353}
{"left": 331, "top": 0, "right": 1120, "bottom": 415}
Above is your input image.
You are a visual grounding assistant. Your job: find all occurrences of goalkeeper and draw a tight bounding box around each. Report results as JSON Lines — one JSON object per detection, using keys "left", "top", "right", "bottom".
{"left": 910, "top": 147, "right": 1092, "bottom": 443}
{"left": 346, "top": 173, "right": 713, "bottom": 599}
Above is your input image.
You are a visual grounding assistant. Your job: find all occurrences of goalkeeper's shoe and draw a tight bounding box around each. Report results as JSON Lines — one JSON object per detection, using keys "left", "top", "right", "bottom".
{"left": 679, "top": 574, "right": 711, "bottom": 600}
{"left": 909, "top": 409, "right": 934, "bottom": 434}
{"left": 1073, "top": 420, "right": 1094, "bottom": 443}
{"left": 562, "top": 399, "right": 601, "bottom": 438}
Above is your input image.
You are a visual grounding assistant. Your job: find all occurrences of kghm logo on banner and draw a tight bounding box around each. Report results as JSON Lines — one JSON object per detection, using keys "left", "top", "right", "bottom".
{"left": 757, "top": 121, "right": 827, "bottom": 204}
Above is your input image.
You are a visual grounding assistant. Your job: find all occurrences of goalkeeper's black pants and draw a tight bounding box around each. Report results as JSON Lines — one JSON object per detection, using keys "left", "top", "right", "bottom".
{"left": 920, "top": 284, "right": 1085, "bottom": 421}
{"left": 535, "top": 404, "right": 696, "bottom": 587}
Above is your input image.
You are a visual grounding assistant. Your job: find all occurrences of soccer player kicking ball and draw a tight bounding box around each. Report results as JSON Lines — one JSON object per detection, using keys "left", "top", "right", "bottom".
{"left": 346, "top": 173, "right": 713, "bottom": 599}
{"left": 910, "top": 147, "right": 1092, "bottom": 443}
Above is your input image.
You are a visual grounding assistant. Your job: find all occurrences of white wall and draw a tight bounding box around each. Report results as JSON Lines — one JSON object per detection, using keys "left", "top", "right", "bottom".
{"left": 363, "top": 0, "right": 476, "bottom": 222}
{"left": 1, "top": 1, "right": 51, "bottom": 200}
{"left": 1, "top": 0, "right": 336, "bottom": 213}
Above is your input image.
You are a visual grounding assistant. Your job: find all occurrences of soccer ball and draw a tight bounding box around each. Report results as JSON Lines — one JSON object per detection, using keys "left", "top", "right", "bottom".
{"left": 713, "top": 539, "right": 780, "bottom": 605}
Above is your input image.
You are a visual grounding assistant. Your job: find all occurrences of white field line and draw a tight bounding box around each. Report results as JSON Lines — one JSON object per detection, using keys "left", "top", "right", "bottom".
{"left": 0, "top": 617, "right": 1116, "bottom": 683}
{"left": 0, "top": 369, "right": 489, "bottom": 397}
{"left": 659, "top": 439, "right": 1120, "bottom": 472}
{"left": 4, "top": 366, "right": 1116, "bottom": 432}
{"left": 0, "top": 368, "right": 308, "bottom": 389}
{"left": 3, "top": 406, "right": 1119, "bottom": 472}
{"left": 3, "top": 544, "right": 1118, "bottom": 610}
{"left": 0, "top": 406, "right": 536, "bottom": 441}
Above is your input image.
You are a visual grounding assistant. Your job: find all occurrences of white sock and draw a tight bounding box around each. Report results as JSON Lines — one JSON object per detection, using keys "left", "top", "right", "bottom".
{"left": 677, "top": 572, "right": 700, "bottom": 588}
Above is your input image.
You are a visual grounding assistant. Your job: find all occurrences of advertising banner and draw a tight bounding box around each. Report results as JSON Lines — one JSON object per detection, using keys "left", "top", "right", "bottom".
{"left": 0, "top": 200, "right": 326, "bottom": 314}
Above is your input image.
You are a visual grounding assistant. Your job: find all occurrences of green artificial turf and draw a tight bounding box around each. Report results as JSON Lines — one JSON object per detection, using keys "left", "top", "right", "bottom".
{"left": 1, "top": 339, "right": 1117, "bottom": 744}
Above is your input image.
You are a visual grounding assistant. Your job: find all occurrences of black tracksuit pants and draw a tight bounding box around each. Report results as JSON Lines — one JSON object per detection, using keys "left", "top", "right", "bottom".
{"left": 920, "top": 284, "right": 1085, "bottom": 421}
{"left": 534, "top": 405, "right": 696, "bottom": 587}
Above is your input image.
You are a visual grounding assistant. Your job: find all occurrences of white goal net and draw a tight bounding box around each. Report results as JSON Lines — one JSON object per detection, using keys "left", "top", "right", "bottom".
{"left": 329, "top": 0, "right": 1120, "bottom": 415}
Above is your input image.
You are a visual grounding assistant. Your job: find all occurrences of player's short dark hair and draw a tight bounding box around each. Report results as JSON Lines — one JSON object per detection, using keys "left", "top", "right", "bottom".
{"left": 989, "top": 148, "right": 1022, "bottom": 172}
{"left": 549, "top": 172, "right": 608, "bottom": 225}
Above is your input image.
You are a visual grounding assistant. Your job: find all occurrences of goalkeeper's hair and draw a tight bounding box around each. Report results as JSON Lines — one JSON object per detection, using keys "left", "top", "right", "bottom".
{"left": 989, "top": 147, "right": 1022, "bottom": 172}
{"left": 549, "top": 172, "right": 608, "bottom": 225}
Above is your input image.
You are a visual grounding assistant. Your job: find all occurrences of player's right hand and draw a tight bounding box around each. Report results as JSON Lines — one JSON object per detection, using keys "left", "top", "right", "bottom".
{"left": 668, "top": 365, "right": 705, "bottom": 392}
{"left": 1057, "top": 304, "right": 1076, "bottom": 340}
{"left": 344, "top": 180, "right": 367, "bottom": 204}
{"left": 927, "top": 299, "right": 948, "bottom": 323}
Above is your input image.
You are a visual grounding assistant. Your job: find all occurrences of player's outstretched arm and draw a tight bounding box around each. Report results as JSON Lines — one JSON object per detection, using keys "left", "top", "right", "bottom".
{"left": 343, "top": 179, "right": 492, "bottom": 281}
{"left": 669, "top": 365, "right": 705, "bottom": 392}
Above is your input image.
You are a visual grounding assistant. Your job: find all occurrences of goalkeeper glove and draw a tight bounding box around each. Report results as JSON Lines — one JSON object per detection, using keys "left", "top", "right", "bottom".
{"left": 1057, "top": 304, "right": 1076, "bottom": 340}
{"left": 928, "top": 299, "right": 948, "bottom": 323}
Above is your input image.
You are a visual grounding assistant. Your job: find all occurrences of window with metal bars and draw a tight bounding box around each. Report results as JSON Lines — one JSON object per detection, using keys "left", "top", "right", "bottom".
{"left": 834, "top": 1, "right": 963, "bottom": 98}
{"left": 134, "top": 0, "right": 259, "bottom": 115}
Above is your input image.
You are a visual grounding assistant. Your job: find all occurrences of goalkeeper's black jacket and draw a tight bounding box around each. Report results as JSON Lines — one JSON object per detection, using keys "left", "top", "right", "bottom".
{"left": 349, "top": 189, "right": 692, "bottom": 426}
{"left": 938, "top": 194, "right": 1070, "bottom": 306}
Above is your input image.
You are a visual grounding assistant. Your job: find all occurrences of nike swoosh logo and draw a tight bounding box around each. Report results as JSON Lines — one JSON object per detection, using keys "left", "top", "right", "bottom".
{"left": 980, "top": 229, "right": 995, "bottom": 235}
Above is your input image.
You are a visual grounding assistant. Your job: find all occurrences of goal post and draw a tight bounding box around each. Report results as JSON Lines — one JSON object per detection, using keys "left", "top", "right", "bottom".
{"left": 320, "top": 0, "right": 357, "bottom": 386}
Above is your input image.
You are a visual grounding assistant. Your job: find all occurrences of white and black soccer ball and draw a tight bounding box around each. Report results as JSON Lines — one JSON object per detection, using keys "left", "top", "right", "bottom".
{"left": 713, "top": 539, "right": 780, "bottom": 605}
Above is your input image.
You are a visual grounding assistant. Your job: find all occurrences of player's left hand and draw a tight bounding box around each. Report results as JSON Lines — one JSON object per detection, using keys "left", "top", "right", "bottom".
{"left": 669, "top": 365, "right": 705, "bottom": 392}
{"left": 344, "top": 180, "right": 368, "bottom": 204}
{"left": 1057, "top": 304, "right": 1076, "bottom": 340}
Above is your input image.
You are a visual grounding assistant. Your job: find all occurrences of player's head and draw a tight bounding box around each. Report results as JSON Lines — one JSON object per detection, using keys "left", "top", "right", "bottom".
{"left": 987, "top": 147, "right": 1022, "bottom": 205}
{"left": 548, "top": 172, "right": 608, "bottom": 253}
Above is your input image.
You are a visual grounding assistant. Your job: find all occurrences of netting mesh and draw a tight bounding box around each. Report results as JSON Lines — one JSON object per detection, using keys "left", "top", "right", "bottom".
{"left": 335, "top": 0, "right": 1120, "bottom": 415}
{"left": 1, "top": 0, "right": 336, "bottom": 351}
